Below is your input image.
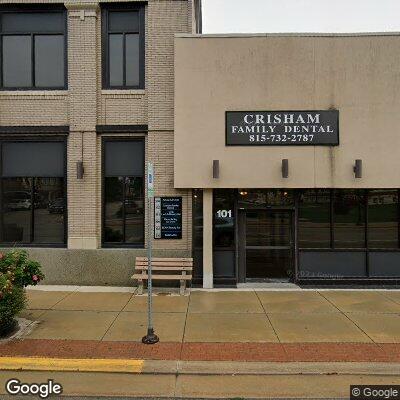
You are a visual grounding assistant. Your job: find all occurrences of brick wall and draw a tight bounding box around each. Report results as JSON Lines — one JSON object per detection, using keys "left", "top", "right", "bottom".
{"left": 0, "top": 92, "right": 68, "bottom": 126}
{"left": 66, "top": 2, "right": 99, "bottom": 248}
{"left": 0, "top": 0, "right": 194, "bottom": 256}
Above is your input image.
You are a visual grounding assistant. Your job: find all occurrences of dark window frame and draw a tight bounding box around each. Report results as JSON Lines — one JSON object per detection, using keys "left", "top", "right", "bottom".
{"left": 101, "top": 137, "right": 145, "bottom": 248}
{"left": 192, "top": 189, "right": 203, "bottom": 282}
{"left": 0, "top": 5, "right": 68, "bottom": 90}
{"left": 0, "top": 136, "right": 67, "bottom": 247}
{"left": 101, "top": 3, "right": 145, "bottom": 90}
{"left": 298, "top": 189, "right": 400, "bottom": 252}
{"left": 332, "top": 189, "right": 367, "bottom": 250}
{"left": 367, "top": 189, "right": 400, "bottom": 250}
{"left": 297, "top": 188, "right": 331, "bottom": 249}
{"left": 213, "top": 189, "right": 236, "bottom": 251}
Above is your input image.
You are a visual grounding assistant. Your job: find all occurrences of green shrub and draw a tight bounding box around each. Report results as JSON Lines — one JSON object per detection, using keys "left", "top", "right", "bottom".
{"left": 0, "top": 250, "right": 44, "bottom": 336}
{"left": 0, "top": 250, "right": 44, "bottom": 288}
{"left": 0, "top": 286, "right": 26, "bottom": 334}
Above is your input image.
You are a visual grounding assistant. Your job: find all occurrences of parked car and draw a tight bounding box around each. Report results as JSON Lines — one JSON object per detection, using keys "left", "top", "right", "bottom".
{"left": 48, "top": 198, "right": 64, "bottom": 214}
{"left": 4, "top": 191, "right": 31, "bottom": 211}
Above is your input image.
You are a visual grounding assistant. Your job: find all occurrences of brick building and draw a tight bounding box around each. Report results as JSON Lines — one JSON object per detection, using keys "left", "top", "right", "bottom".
{"left": 0, "top": 0, "right": 201, "bottom": 285}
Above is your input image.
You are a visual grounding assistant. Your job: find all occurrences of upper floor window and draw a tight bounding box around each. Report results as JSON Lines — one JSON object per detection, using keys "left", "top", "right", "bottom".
{"left": 0, "top": 7, "right": 67, "bottom": 89}
{"left": 102, "top": 4, "right": 145, "bottom": 89}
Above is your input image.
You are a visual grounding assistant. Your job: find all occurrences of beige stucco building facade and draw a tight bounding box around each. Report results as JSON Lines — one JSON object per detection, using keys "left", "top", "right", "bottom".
{"left": 175, "top": 33, "right": 400, "bottom": 189}
{"left": 175, "top": 33, "right": 400, "bottom": 287}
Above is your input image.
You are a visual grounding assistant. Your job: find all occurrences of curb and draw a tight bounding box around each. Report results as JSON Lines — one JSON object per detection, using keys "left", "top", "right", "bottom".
{"left": 1, "top": 357, "right": 400, "bottom": 376}
{"left": 0, "top": 357, "right": 144, "bottom": 374}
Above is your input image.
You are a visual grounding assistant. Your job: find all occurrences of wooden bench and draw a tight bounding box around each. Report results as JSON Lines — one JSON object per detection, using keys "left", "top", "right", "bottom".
{"left": 132, "top": 257, "right": 193, "bottom": 295}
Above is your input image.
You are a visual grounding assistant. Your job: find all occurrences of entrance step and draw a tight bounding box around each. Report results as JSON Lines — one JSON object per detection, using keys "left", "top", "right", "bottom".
{"left": 237, "top": 282, "right": 300, "bottom": 289}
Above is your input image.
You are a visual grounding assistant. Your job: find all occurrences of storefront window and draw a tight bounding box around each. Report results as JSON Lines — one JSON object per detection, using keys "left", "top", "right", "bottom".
{"left": 0, "top": 141, "right": 66, "bottom": 245}
{"left": 298, "top": 189, "right": 331, "bottom": 248}
{"left": 333, "top": 190, "right": 366, "bottom": 248}
{"left": 238, "top": 189, "right": 266, "bottom": 209}
{"left": 299, "top": 189, "right": 400, "bottom": 251}
{"left": 2, "top": 178, "right": 32, "bottom": 243}
{"left": 34, "top": 177, "right": 65, "bottom": 243}
{"left": 238, "top": 189, "right": 294, "bottom": 208}
{"left": 266, "top": 189, "right": 294, "bottom": 206}
{"left": 103, "top": 139, "right": 144, "bottom": 246}
{"left": 368, "top": 189, "right": 399, "bottom": 248}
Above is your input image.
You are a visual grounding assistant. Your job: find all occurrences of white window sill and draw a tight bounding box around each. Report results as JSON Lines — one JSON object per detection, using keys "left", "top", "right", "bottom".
{"left": 0, "top": 90, "right": 68, "bottom": 96}
{"left": 101, "top": 89, "right": 146, "bottom": 96}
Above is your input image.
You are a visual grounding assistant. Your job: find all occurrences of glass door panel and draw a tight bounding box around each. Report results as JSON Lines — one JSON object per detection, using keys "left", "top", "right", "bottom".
{"left": 245, "top": 210, "right": 293, "bottom": 280}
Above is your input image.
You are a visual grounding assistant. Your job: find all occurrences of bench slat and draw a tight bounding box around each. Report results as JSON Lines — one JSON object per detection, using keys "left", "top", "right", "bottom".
{"left": 135, "top": 266, "right": 192, "bottom": 271}
{"left": 136, "top": 262, "right": 193, "bottom": 267}
{"left": 136, "top": 259, "right": 192, "bottom": 262}
{"left": 132, "top": 274, "right": 192, "bottom": 280}
{"left": 136, "top": 259, "right": 193, "bottom": 264}
{"left": 136, "top": 257, "right": 193, "bottom": 262}
{"left": 135, "top": 263, "right": 193, "bottom": 268}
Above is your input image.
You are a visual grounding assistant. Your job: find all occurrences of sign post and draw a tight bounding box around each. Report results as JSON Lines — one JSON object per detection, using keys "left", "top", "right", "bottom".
{"left": 142, "top": 162, "right": 159, "bottom": 345}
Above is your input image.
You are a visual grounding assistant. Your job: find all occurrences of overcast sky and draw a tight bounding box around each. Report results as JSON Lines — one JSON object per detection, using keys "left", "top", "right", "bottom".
{"left": 202, "top": 0, "right": 400, "bottom": 33}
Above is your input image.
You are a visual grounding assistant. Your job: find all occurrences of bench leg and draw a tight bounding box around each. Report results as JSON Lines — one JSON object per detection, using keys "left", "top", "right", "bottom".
{"left": 137, "top": 279, "right": 143, "bottom": 295}
{"left": 180, "top": 270, "right": 187, "bottom": 296}
{"left": 180, "top": 279, "right": 185, "bottom": 296}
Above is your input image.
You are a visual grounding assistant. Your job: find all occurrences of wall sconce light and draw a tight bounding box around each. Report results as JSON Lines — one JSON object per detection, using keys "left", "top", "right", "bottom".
{"left": 353, "top": 159, "right": 362, "bottom": 179}
{"left": 76, "top": 161, "right": 84, "bottom": 180}
{"left": 282, "top": 159, "right": 289, "bottom": 179}
{"left": 213, "top": 160, "right": 219, "bottom": 179}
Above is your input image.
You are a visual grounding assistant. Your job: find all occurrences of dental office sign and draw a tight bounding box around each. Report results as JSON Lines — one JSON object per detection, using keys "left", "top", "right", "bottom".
{"left": 226, "top": 110, "right": 339, "bottom": 145}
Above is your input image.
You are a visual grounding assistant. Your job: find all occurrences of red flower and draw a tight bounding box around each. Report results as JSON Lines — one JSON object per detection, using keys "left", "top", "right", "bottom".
{"left": 32, "top": 275, "right": 39, "bottom": 282}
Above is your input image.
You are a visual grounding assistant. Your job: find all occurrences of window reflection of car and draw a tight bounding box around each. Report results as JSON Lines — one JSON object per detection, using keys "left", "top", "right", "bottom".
{"left": 5, "top": 191, "right": 31, "bottom": 210}
{"left": 48, "top": 198, "right": 64, "bottom": 214}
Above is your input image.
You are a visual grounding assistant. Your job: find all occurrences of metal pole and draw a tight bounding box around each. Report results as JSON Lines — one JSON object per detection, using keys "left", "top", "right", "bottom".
{"left": 142, "top": 164, "right": 159, "bottom": 344}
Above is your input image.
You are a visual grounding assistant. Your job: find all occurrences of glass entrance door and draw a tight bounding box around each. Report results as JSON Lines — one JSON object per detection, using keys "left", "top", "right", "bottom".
{"left": 245, "top": 210, "right": 293, "bottom": 280}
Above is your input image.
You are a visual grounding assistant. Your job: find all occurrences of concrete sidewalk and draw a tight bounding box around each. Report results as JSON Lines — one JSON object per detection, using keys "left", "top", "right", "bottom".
{"left": 1, "top": 288, "right": 400, "bottom": 398}
{"left": 17, "top": 288, "right": 400, "bottom": 344}
{"left": 0, "top": 287, "right": 399, "bottom": 363}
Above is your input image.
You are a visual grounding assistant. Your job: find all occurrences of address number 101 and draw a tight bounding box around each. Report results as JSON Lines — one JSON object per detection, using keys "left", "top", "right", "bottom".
{"left": 216, "top": 210, "right": 232, "bottom": 218}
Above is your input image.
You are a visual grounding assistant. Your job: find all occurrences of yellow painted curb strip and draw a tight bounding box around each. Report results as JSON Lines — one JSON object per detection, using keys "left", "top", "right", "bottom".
{"left": 0, "top": 357, "right": 144, "bottom": 374}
